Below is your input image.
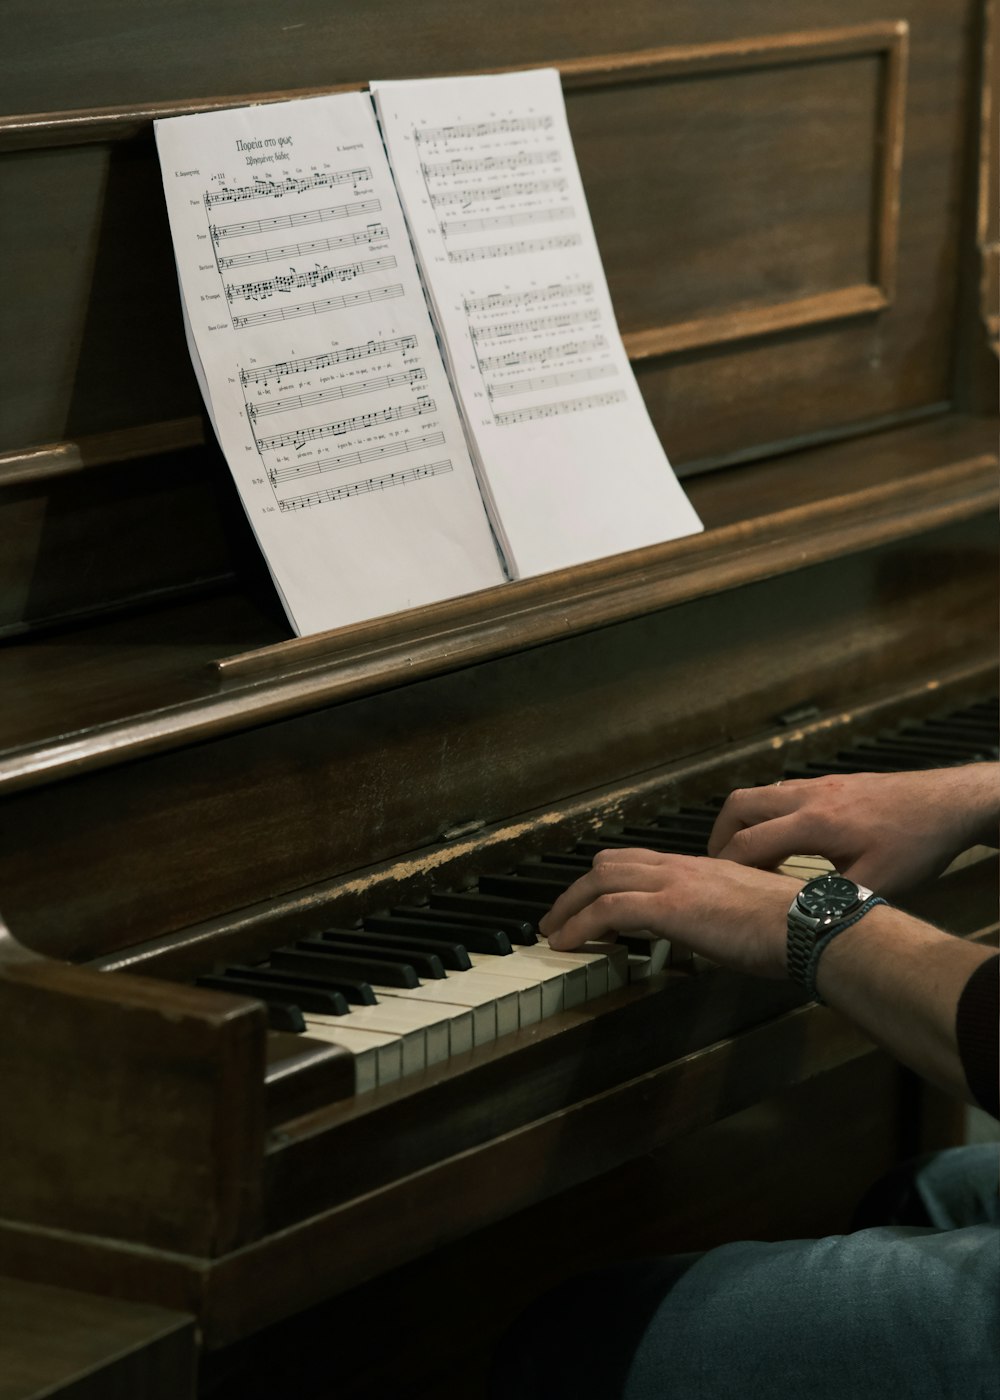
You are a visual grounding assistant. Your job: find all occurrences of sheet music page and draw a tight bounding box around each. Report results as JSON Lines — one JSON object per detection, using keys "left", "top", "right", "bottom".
{"left": 155, "top": 93, "right": 505, "bottom": 637}
{"left": 371, "top": 69, "right": 702, "bottom": 578}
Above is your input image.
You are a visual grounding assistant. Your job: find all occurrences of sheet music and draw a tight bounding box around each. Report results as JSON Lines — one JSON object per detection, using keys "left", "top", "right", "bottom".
{"left": 155, "top": 93, "right": 504, "bottom": 636}
{"left": 371, "top": 69, "right": 702, "bottom": 577}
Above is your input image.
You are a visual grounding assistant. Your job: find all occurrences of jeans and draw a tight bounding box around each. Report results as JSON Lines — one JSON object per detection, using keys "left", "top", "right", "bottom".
{"left": 490, "top": 1144, "right": 999, "bottom": 1400}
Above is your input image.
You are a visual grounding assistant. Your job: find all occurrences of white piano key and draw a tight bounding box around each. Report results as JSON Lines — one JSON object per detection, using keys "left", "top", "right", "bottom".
{"left": 466, "top": 951, "right": 569, "bottom": 1018}
{"left": 297, "top": 1022, "right": 403, "bottom": 1091}
{"left": 515, "top": 940, "right": 627, "bottom": 1000}
{"left": 377, "top": 972, "right": 520, "bottom": 1043}
{"left": 306, "top": 1005, "right": 430, "bottom": 1074}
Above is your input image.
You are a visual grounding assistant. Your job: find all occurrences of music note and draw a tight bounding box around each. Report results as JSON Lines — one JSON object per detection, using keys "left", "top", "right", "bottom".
{"left": 240, "top": 335, "right": 418, "bottom": 386}
{"left": 278, "top": 459, "right": 454, "bottom": 511}
{"left": 493, "top": 390, "right": 626, "bottom": 426}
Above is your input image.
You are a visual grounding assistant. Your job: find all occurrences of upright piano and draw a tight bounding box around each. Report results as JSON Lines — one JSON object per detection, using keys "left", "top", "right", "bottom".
{"left": 0, "top": 2, "right": 996, "bottom": 1395}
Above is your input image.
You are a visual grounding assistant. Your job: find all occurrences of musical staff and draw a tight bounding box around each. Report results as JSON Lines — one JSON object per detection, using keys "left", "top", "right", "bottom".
{"left": 239, "top": 335, "right": 418, "bottom": 386}
{"left": 421, "top": 149, "right": 560, "bottom": 177}
{"left": 257, "top": 397, "right": 436, "bottom": 451}
{"left": 279, "top": 459, "right": 454, "bottom": 511}
{"left": 269, "top": 431, "right": 446, "bottom": 485}
{"left": 415, "top": 116, "right": 554, "bottom": 143}
{"left": 478, "top": 335, "right": 607, "bottom": 371}
{"left": 448, "top": 233, "right": 581, "bottom": 264}
{"left": 205, "top": 168, "right": 372, "bottom": 207}
{"left": 488, "top": 364, "right": 617, "bottom": 399}
{"left": 494, "top": 390, "right": 626, "bottom": 426}
{"left": 471, "top": 307, "right": 601, "bottom": 341}
{"left": 231, "top": 282, "right": 405, "bottom": 329}
{"left": 226, "top": 256, "right": 397, "bottom": 305}
{"left": 210, "top": 198, "right": 381, "bottom": 244}
{"left": 464, "top": 282, "right": 593, "bottom": 315}
{"left": 430, "top": 177, "right": 568, "bottom": 206}
{"left": 249, "top": 367, "right": 427, "bottom": 420}
{"left": 441, "top": 206, "right": 573, "bottom": 238}
{"left": 218, "top": 224, "right": 388, "bottom": 270}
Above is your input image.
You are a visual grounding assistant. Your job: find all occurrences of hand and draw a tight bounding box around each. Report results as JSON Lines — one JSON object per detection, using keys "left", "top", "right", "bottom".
{"left": 540, "top": 848, "right": 801, "bottom": 979}
{"left": 707, "top": 764, "right": 1000, "bottom": 896}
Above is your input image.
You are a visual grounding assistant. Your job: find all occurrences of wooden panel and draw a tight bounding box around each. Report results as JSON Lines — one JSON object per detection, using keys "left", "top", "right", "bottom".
{"left": 570, "top": 27, "right": 904, "bottom": 352}
{"left": 0, "top": 2, "right": 983, "bottom": 474}
{"left": 0, "top": 1277, "right": 195, "bottom": 1400}
{"left": 0, "top": 959, "right": 266, "bottom": 1253}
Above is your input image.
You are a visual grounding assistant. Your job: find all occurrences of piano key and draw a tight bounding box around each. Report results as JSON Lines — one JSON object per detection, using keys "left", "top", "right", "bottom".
{"left": 615, "top": 931, "right": 671, "bottom": 979}
{"left": 197, "top": 975, "right": 307, "bottom": 1030}
{"left": 296, "top": 1021, "right": 403, "bottom": 1092}
{"left": 514, "top": 861, "right": 583, "bottom": 886}
{"left": 308, "top": 996, "right": 473, "bottom": 1068}
{"left": 529, "top": 852, "right": 594, "bottom": 870}
{"left": 464, "top": 949, "right": 578, "bottom": 1015}
{"left": 393, "top": 904, "right": 536, "bottom": 944}
{"left": 270, "top": 946, "right": 420, "bottom": 989}
{"left": 311, "top": 934, "right": 448, "bottom": 980}
{"left": 324, "top": 927, "right": 472, "bottom": 972}
{"left": 619, "top": 827, "right": 709, "bottom": 852}
{"left": 514, "top": 940, "right": 618, "bottom": 1000}
{"left": 377, "top": 971, "right": 520, "bottom": 1041}
{"left": 900, "top": 721, "right": 998, "bottom": 751}
{"left": 364, "top": 914, "right": 513, "bottom": 956}
{"left": 867, "top": 732, "right": 992, "bottom": 760}
{"left": 477, "top": 872, "right": 577, "bottom": 904}
{"left": 428, "top": 890, "right": 548, "bottom": 930}
{"left": 198, "top": 972, "right": 349, "bottom": 1017}
{"left": 232, "top": 962, "right": 378, "bottom": 1006}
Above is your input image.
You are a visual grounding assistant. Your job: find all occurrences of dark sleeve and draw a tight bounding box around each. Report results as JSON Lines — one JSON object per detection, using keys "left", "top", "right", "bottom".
{"left": 955, "top": 953, "right": 999, "bottom": 1118}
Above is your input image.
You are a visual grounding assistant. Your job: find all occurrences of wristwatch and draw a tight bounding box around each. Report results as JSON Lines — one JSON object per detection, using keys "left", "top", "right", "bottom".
{"left": 786, "top": 873, "right": 885, "bottom": 1002}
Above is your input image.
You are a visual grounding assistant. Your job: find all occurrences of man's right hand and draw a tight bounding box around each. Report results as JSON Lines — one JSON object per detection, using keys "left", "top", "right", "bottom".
{"left": 708, "top": 763, "right": 999, "bottom": 896}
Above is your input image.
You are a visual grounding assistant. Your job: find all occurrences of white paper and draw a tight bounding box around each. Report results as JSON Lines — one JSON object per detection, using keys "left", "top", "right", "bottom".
{"left": 371, "top": 69, "right": 703, "bottom": 577}
{"left": 155, "top": 93, "right": 505, "bottom": 636}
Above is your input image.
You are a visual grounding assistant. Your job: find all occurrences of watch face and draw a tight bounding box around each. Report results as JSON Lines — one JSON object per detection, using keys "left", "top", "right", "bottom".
{"left": 797, "top": 874, "right": 860, "bottom": 920}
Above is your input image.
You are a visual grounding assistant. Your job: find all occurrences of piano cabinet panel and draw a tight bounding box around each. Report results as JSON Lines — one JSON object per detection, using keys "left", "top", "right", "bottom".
{"left": 0, "top": 513, "right": 994, "bottom": 963}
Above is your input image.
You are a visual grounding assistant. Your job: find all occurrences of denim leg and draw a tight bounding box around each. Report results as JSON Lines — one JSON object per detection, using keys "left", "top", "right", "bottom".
{"left": 491, "top": 1148, "right": 1000, "bottom": 1400}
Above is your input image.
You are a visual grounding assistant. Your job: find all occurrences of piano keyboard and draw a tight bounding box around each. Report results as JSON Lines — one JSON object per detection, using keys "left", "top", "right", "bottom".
{"left": 197, "top": 698, "right": 997, "bottom": 1093}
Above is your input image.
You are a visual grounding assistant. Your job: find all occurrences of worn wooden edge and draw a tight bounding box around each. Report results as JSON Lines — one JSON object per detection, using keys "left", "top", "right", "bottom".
{"left": 0, "top": 445, "right": 994, "bottom": 796}
{"left": 92, "top": 652, "right": 996, "bottom": 985}
{"left": 0, "top": 22, "right": 907, "bottom": 152}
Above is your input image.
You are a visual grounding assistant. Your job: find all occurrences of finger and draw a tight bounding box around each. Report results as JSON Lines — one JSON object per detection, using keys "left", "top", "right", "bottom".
{"left": 539, "top": 859, "right": 676, "bottom": 936}
{"left": 712, "top": 812, "right": 816, "bottom": 869}
{"left": 707, "top": 784, "right": 804, "bottom": 856}
{"left": 547, "top": 890, "right": 664, "bottom": 951}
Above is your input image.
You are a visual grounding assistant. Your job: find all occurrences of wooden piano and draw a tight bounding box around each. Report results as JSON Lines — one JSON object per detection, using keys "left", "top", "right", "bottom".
{"left": 0, "top": 2, "right": 996, "bottom": 1395}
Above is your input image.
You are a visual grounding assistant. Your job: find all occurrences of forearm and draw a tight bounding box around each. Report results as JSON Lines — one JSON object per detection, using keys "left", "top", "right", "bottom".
{"left": 815, "top": 906, "right": 996, "bottom": 1104}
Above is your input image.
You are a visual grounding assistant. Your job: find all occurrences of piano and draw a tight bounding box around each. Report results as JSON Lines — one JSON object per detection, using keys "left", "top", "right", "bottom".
{"left": 0, "top": 2, "right": 996, "bottom": 1396}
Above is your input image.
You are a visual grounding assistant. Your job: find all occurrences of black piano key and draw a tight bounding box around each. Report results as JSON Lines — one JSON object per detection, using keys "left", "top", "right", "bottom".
{"left": 271, "top": 945, "right": 420, "bottom": 989}
{"left": 308, "top": 934, "right": 447, "bottom": 980}
{"left": 334, "top": 927, "right": 472, "bottom": 972}
{"left": 620, "top": 827, "right": 709, "bottom": 852}
{"left": 899, "top": 722, "right": 998, "bottom": 755}
{"left": 196, "top": 976, "right": 306, "bottom": 1033}
{"left": 868, "top": 734, "right": 989, "bottom": 761}
{"left": 515, "top": 861, "right": 585, "bottom": 887}
{"left": 228, "top": 963, "right": 375, "bottom": 1007}
{"left": 531, "top": 852, "right": 594, "bottom": 870}
{"left": 574, "top": 834, "right": 705, "bottom": 857}
{"left": 835, "top": 748, "right": 939, "bottom": 771}
{"left": 198, "top": 973, "right": 349, "bottom": 1017}
{"left": 477, "top": 872, "right": 576, "bottom": 904}
{"left": 649, "top": 814, "right": 718, "bottom": 835}
{"left": 365, "top": 914, "right": 513, "bottom": 956}
{"left": 392, "top": 904, "right": 536, "bottom": 945}
{"left": 429, "top": 890, "right": 549, "bottom": 928}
